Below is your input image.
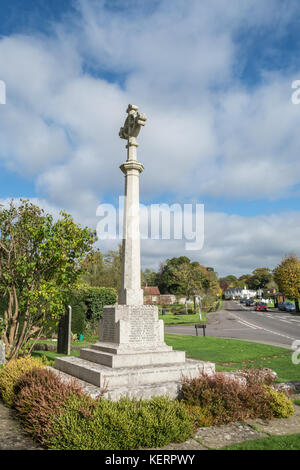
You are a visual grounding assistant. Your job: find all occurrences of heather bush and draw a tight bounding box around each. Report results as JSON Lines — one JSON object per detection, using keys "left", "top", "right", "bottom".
{"left": 181, "top": 370, "right": 294, "bottom": 425}
{"left": 45, "top": 395, "right": 194, "bottom": 450}
{"left": 185, "top": 404, "right": 214, "bottom": 428}
{"left": 265, "top": 386, "right": 294, "bottom": 418}
{"left": 0, "top": 357, "right": 47, "bottom": 407}
{"left": 13, "top": 367, "right": 85, "bottom": 443}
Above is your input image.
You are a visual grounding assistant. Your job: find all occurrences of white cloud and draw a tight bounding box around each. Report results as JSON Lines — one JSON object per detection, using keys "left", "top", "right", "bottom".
{"left": 139, "top": 210, "right": 300, "bottom": 277}
{"left": 0, "top": 1, "right": 300, "bottom": 275}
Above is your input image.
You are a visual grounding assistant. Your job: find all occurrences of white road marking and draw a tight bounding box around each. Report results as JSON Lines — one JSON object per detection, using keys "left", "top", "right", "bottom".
{"left": 255, "top": 313, "right": 300, "bottom": 325}
{"left": 232, "top": 312, "right": 297, "bottom": 341}
{"left": 238, "top": 320, "right": 258, "bottom": 330}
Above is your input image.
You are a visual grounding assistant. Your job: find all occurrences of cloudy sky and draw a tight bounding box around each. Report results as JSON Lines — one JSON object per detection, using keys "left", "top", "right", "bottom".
{"left": 0, "top": 0, "right": 300, "bottom": 277}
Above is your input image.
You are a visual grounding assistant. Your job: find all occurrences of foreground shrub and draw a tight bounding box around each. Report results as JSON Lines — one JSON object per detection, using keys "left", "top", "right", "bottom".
{"left": 265, "top": 386, "right": 294, "bottom": 418}
{"left": 0, "top": 357, "right": 47, "bottom": 407}
{"left": 44, "top": 395, "right": 194, "bottom": 450}
{"left": 13, "top": 367, "right": 85, "bottom": 442}
{"left": 181, "top": 370, "right": 294, "bottom": 425}
{"left": 12, "top": 367, "right": 193, "bottom": 450}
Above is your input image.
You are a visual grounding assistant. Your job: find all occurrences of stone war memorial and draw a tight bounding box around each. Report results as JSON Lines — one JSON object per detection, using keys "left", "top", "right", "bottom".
{"left": 54, "top": 104, "right": 215, "bottom": 400}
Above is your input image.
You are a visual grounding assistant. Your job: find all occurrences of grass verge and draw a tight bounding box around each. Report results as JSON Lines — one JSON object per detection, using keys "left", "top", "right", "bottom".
{"left": 164, "top": 334, "right": 299, "bottom": 382}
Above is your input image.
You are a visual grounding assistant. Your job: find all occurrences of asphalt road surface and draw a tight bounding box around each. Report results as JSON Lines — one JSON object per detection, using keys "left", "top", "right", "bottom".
{"left": 165, "top": 300, "right": 300, "bottom": 349}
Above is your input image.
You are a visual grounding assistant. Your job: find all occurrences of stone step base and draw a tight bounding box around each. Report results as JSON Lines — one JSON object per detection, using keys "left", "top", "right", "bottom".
{"left": 80, "top": 347, "right": 186, "bottom": 368}
{"left": 54, "top": 356, "right": 215, "bottom": 395}
{"left": 50, "top": 367, "right": 183, "bottom": 401}
{"left": 90, "top": 341, "right": 172, "bottom": 355}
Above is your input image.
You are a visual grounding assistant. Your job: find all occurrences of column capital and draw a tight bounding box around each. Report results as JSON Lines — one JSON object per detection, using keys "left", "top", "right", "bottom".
{"left": 120, "top": 161, "right": 144, "bottom": 175}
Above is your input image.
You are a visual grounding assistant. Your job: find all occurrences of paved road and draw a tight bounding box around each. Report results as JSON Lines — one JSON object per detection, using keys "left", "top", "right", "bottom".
{"left": 165, "top": 300, "right": 300, "bottom": 349}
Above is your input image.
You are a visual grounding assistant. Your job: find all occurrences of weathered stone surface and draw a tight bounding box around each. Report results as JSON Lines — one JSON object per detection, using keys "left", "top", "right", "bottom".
{"left": 275, "top": 381, "right": 300, "bottom": 394}
{"left": 0, "top": 401, "right": 43, "bottom": 450}
{"left": 247, "top": 404, "right": 300, "bottom": 436}
{"left": 80, "top": 347, "right": 185, "bottom": 368}
{"left": 194, "top": 422, "right": 267, "bottom": 449}
{"left": 54, "top": 357, "right": 215, "bottom": 401}
{"left": 0, "top": 341, "right": 5, "bottom": 364}
{"left": 98, "top": 305, "right": 167, "bottom": 352}
{"left": 146, "top": 439, "right": 207, "bottom": 451}
{"left": 57, "top": 306, "right": 72, "bottom": 355}
{"left": 118, "top": 104, "right": 146, "bottom": 307}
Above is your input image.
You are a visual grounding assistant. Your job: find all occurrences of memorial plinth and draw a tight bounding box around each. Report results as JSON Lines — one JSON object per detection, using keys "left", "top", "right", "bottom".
{"left": 54, "top": 105, "right": 215, "bottom": 400}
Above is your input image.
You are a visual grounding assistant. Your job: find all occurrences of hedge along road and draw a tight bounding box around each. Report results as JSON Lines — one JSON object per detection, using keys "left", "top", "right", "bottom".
{"left": 164, "top": 300, "right": 300, "bottom": 350}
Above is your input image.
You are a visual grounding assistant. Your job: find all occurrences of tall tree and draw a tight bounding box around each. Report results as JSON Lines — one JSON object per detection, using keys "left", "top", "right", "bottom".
{"left": 0, "top": 200, "right": 96, "bottom": 359}
{"left": 248, "top": 268, "right": 273, "bottom": 290}
{"left": 80, "top": 245, "right": 122, "bottom": 290}
{"left": 141, "top": 268, "right": 158, "bottom": 287}
{"left": 81, "top": 249, "right": 104, "bottom": 286}
{"left": 157, "top": 256, "right": 191, "bottom": 294}
{"left": 274, "top": 254, "right": 300, "bottom": 312}
{"left": 219, "top": 279, "right": 229, "bottom": 292}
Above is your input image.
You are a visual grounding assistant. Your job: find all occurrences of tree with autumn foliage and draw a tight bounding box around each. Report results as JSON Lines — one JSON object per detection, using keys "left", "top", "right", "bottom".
{"left": 0, "top": 200, "right": 97, "bottom": 360}
{"left": 274, "top": 254, "right": 300, "bottom": 313}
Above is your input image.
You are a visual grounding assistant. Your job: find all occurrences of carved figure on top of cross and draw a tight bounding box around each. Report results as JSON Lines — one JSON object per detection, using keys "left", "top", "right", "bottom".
{"left": 119, "top": 104, "right": 147, "bottom": 141}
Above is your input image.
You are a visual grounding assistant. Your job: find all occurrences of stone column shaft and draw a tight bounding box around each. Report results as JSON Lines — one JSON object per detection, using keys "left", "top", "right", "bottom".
{"left": 118, "top": 105, "right": 146, "bottom": 306}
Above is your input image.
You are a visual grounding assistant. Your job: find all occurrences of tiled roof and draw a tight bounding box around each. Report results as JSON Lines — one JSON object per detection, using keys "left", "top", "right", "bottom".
{"left": 143, "top": 286, "right": 160, "bottom": 295}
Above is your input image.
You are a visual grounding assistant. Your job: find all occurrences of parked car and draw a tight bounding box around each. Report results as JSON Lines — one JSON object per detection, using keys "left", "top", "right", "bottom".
{"left": 240, "top": 298, "right": 247, "bottom": 304}
{"left": 255, "top": 302, "right": 268, "bottom": 312}
{"left": 279, "top": 301, "right": 296, "bottom": 312}
{"left": 246, "top": 299, "right": 255, "bottom": 306}
{"left": 284, "top": 302, "right": 296, "bottom": 312}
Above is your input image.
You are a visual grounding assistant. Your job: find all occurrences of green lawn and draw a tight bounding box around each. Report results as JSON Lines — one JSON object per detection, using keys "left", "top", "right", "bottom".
{"left": 32, "top": 335, "right": 98, "bottom": 349}
{"left": 31, "top": 333, "right": 300, "bottom": 383}
{"left": 164, "top": 334, "right": 299, "bottom": 382}
{"left": 220, "top": 434, "right": 300, "bottom": 450}
{"left": 31, "top": 335, "right": 98, "bottom": 364}
{"left": 159, "top": 312, "right": 207, "bottom": 325}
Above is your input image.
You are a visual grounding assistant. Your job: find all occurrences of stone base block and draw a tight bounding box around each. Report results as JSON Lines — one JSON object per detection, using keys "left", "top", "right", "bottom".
{"left": 80, "top": 346, "right": 185, "bottom": 368}
{"left": 50, "top": 367, "right": 183, "bottom": 400}
{"left": 54, "top": 356, "right": 215, "bottom": 400}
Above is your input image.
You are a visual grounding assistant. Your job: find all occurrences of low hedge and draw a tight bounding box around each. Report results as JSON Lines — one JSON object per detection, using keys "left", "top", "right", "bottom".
{"left": 69, "top": 286, "right": 117, "bottom": 335}
{"left": 181, "top": 369, "right": 294, "bottom": 426}
{"left": 3, "top": 362, "right": 193, "bottom": 450}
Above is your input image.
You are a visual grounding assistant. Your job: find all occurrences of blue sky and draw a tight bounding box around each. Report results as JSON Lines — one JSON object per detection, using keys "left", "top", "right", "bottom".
{"left": 0, "top": 0, "right": 300, "bottom": 276}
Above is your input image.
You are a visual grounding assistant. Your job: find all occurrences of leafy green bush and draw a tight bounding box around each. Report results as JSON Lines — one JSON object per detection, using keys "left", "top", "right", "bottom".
{"left": 0, "top": 357, "right": 47, "bottom": 407}
{"left": 71, "top": 302, "right": 87, "bottom": 335}
{"left": 69, "top": 286, "right": 117, "bottom": 333}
